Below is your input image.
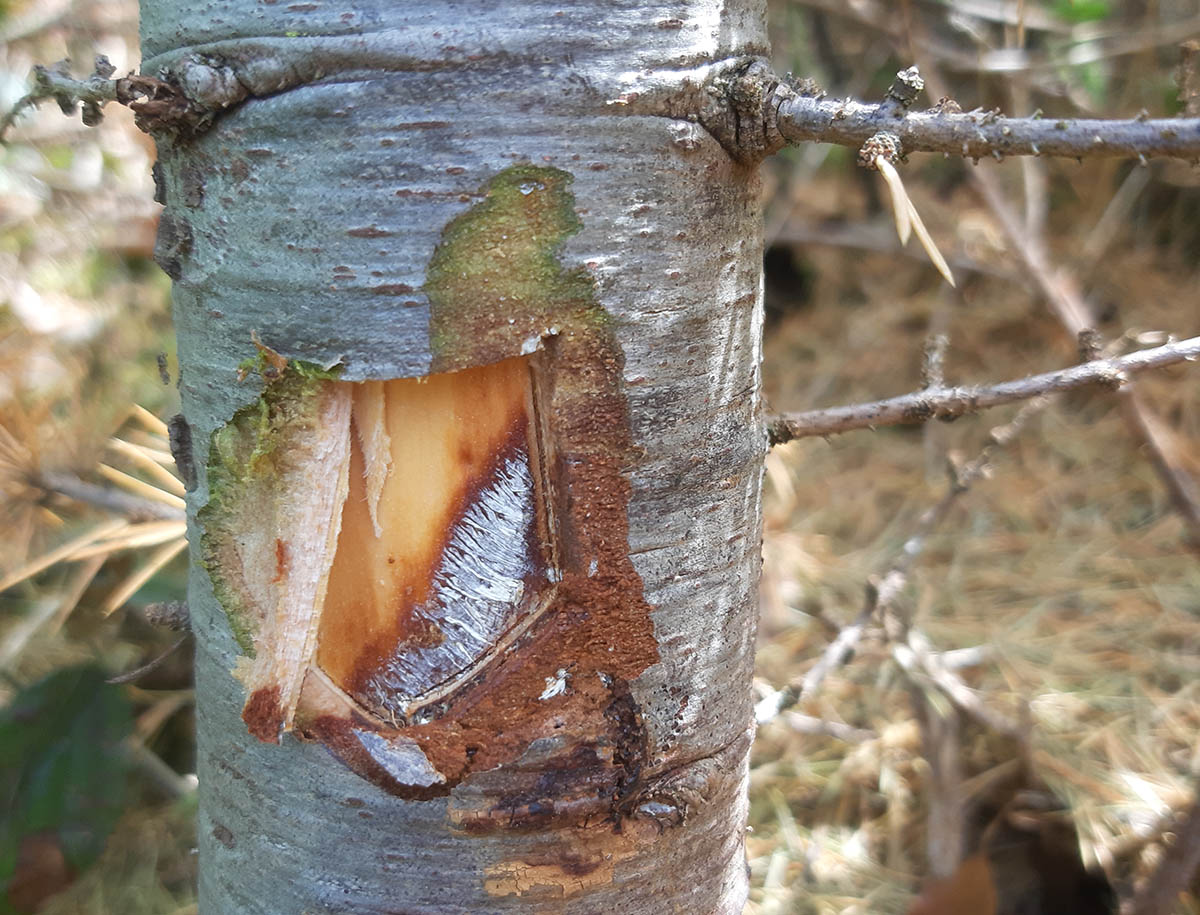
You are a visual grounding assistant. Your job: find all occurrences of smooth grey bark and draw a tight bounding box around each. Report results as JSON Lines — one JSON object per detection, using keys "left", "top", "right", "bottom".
{"left": 144, "top": 2, "right": 768, "bottom": 912}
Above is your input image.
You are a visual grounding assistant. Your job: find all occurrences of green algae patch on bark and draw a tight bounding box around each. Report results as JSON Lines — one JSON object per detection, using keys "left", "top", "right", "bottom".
{"left": 424, "top": 165, "right": 609, "bottom": 373}
{"left": 199, "top": 357, "right": 352, "bottom": 743}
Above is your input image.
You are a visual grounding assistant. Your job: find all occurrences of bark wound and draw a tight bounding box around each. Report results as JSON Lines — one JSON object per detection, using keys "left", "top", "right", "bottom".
{"left": 200, "top": 166, "right": 660, "bottom": 829}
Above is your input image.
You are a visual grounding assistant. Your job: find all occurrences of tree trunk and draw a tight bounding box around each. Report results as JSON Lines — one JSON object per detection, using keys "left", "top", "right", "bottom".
{"left": 144, "top": 2, "right": 768, "bottom": 911}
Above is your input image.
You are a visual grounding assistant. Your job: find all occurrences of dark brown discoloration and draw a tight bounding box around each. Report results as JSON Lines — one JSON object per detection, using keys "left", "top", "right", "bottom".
{"left": 272, "top": 538, "right": 289, "bottom": 584}
{"left": 167, "top": 413, "right": 196, "bottom": 491}
{"left": 153, "top": 211, "right": 192, "bottom": 280}
{"left": 449, "top": 744, "right": 619, "bottom": 833}
{"left": 242, "top": 685, "right": 283, "bottom": 744}
{"left": 180, "top": 160, "right": 206, "bottom": 208}
{"left": 151, "top": 161, "right": 166, "bottom": 205}
{"left": 603, "top": 675, "right": 650, "bottom": 815}
{"left": 211, "top": 823, "right": 236, "bottom": 849}
{"left": 368, "top": 283, "right": 416, "bottom": 296}
{"left": 117, "top": 72, "right": 214, "bottom": 135}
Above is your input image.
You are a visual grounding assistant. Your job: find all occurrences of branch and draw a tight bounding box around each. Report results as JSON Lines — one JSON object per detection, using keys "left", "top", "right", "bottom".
{"left": 767, "top": 335, "right": 1200, "bottom": 445}
{"left": 775, "top": 87, "right": 1200, "bottom": 163}
{"left": 0, "top": 56, "right": 120, "bottom": 137}
{"left": 0, "top": 56, "right": 199, "bottom": 141}
{"left": 920, "top": 54, "right": 1200, "bottom": 545}
{"left": 894, "top": 629, "right": 1022, "bottom": 737}
{"left": 35, "top": 471, "right": 183, "bottom": 522}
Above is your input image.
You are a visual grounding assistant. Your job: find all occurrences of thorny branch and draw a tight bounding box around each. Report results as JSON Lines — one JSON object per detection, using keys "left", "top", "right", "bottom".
{"left": 0, "top": 55, "right": 200, "bottom": 141}
{"left": 967, "top": 171, "right": 1200, "bottom": 543}
{"left": 774, "top": 71, "right": 1200, "bottom": 163}
{"left": 7, "top": 52, "right": 1200, "bottom": 168}
{"left": 767, "top": 334, "right": 1200, "bottom": 445}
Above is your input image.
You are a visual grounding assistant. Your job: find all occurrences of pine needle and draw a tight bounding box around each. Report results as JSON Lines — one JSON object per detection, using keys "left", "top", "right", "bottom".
{"left": 876, "top": 156, "right": 912, "bottom": 244}
{"left": 96, "top": 463, "right": 187, "bottom": 510}
{"left": 906, "top": 197, "right": 956, "bottom": 288}
{"left": 107, "top": 438, "right": 185, "bottom": 496}
{"left": 128, "top": 404, "right": 170, "bottom": 438}
{"left": 0, "top": 518, "right": 129, "bottom": 591}
{"left": 69, "top": 521, "right": 187, "bottom": 559}
{"left": 102, "top": 537, "right": 188, "bottom": 616}
{"left": 875, "top": 155, "right": 956, "bottom": 287}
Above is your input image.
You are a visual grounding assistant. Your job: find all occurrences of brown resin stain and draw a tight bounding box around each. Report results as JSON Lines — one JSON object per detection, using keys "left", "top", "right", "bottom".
{"left": 272, "top": 538, "right": 288, "bottom": 584}
{"left": 242, "top": 684, "right": 284, "bottom": 743}
{"left": 480, "top": 815, "right": 661, "bottom": 899}
{"left": 382, "top": 327, "right": 658, "bottom": 811}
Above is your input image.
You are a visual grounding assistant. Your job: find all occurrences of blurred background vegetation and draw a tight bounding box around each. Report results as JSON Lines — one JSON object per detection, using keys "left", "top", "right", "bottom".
{"left": 0, "top": 1, "right": 1197, "bottom": 913}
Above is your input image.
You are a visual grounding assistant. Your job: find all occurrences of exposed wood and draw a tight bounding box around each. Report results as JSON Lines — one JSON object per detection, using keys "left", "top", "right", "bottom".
{"left": 317, "top": 356, "right": 550, "bottom": 724}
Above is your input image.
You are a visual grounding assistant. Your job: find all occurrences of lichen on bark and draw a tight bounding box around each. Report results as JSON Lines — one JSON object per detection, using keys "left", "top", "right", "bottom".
{"left": 424, "top": 164, "right": 609, "bottom": 372}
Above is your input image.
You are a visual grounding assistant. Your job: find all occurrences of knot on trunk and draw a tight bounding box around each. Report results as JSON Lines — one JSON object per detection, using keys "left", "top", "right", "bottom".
{"left": 698, "top": 58, "right": 795, "bottom": 165}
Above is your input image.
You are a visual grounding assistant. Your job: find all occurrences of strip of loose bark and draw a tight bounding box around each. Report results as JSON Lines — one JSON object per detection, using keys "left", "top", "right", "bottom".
{"left": 775, "top": 91, "right": 1200, "bottom": 162}
{"left": 767, "top": 335, "right": 1200, "bottom": 444}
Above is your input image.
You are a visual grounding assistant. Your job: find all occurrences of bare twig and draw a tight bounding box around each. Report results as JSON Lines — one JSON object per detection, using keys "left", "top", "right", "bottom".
{"left": 912, "top": 683, "right": 965, "bottom": 877}
{"left": 770, "top": 221, "right": 1012, "bottom": 279}
{"left": 1181, "top": 41, "right": 1200, "bottom": 118}
{"left": 35, "top": 470, "right": 184, "bottom": 522}
{"left": 767, "top": 335, "right": 1200, "bottom": 445}
{"left": 106, "top": 634, "right": 190, "bottom": 684}
{"left": 892, "top": 50, "right": 1200, "bottom": 546}
{"left": 895, "top": 629, "right": 1022, "bottom": 737}
{"left": 776, "top": 88, "right": 1200, "bottom": 162}
{"left": 922, "top": 333, "right": 949, "bottom": 388}
{"left": 0, "top": 57, "right": 120, "bottom": 138}
{"left": 783, "top": 711, "right": 876, "bottom": 743}
{"left": 0, "top": 56, "right": 197, "bottom": 142}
